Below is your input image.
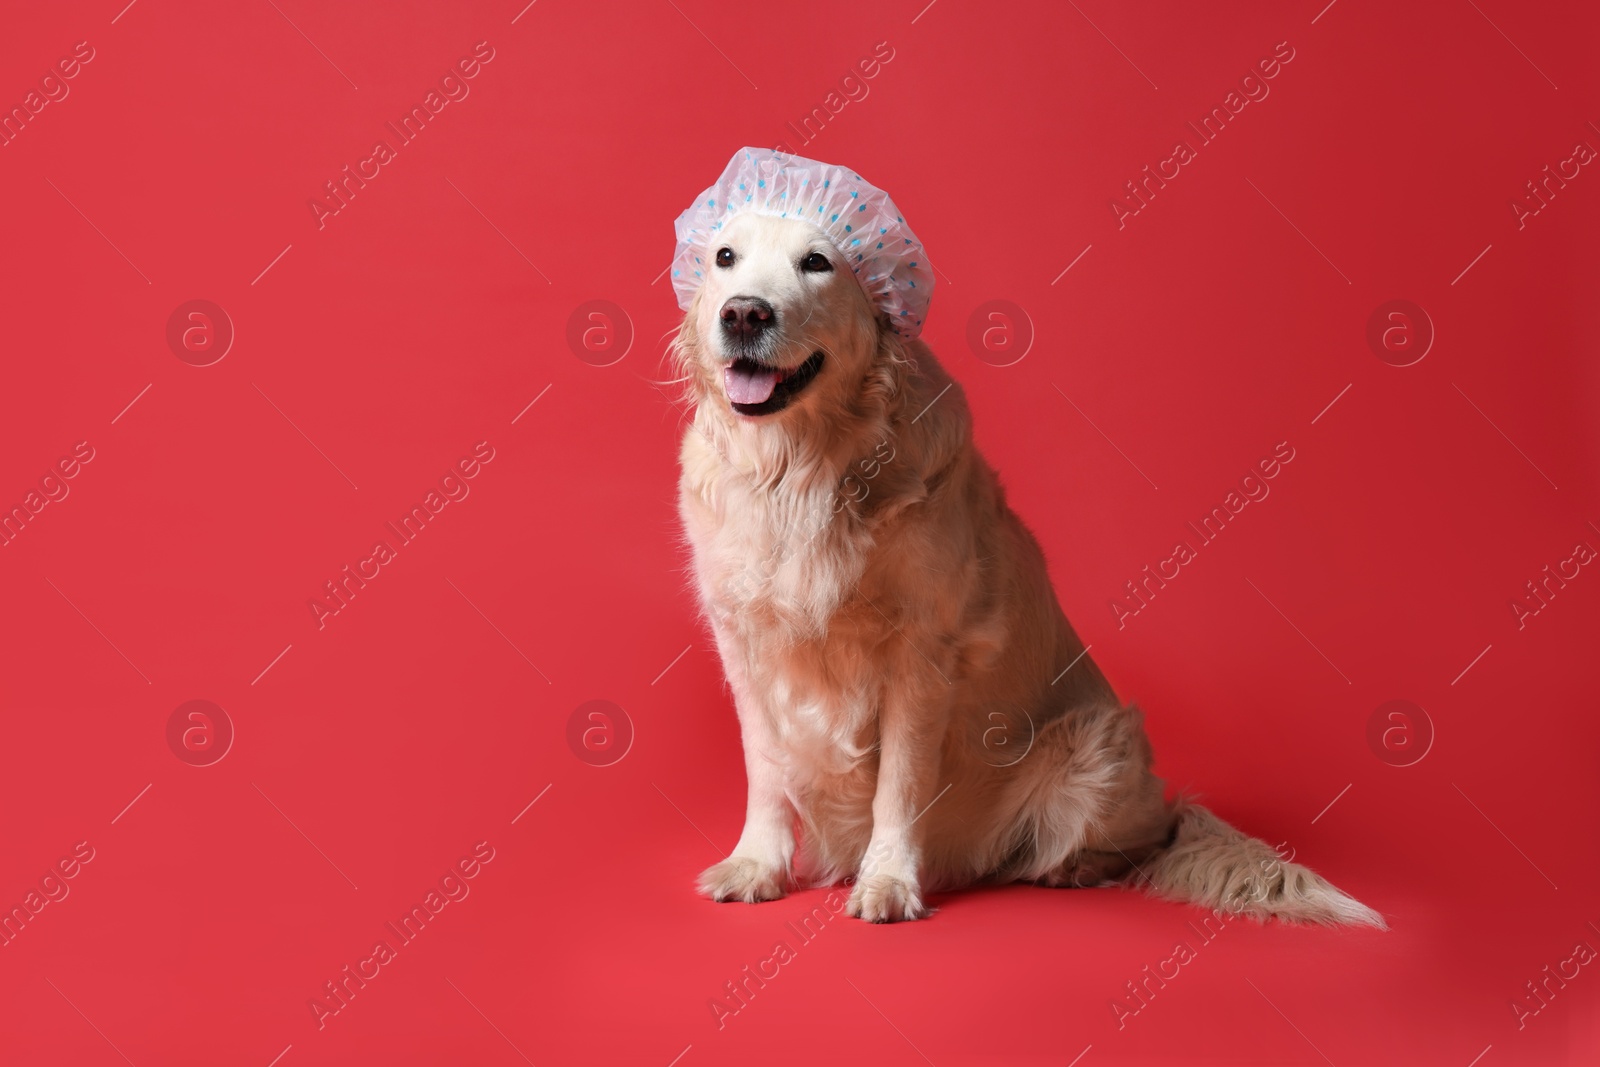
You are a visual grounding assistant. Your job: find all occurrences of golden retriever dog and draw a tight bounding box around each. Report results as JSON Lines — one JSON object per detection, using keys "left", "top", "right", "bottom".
{"left": 670, "top": 201, "right": 1382, "bottom": 928}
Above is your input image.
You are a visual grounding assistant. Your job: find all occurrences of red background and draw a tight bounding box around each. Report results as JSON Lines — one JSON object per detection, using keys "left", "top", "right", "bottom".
{"left": 2, "top": 1, "right": 1598, "bottom": 1064}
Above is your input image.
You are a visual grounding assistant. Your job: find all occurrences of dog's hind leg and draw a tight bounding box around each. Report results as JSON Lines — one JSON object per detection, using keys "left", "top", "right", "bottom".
{"left": 999, "top": 700, "right": 1173, "bottom": 886}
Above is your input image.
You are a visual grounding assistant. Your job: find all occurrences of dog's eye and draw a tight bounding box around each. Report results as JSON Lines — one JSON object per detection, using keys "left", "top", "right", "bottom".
{"left": 715, "top": 247, "right": 735, "bottom": 268}
{"left": 801, "top": 251, "right": 833, "bottom": 273}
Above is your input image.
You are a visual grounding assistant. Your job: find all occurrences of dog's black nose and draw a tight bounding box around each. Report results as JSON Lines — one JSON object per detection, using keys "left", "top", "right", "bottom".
{"left": 720, "top": 297, "right": 776, "bottom": 342}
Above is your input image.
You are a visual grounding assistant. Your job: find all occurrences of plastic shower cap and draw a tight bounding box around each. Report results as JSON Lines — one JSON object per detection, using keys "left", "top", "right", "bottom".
{"left": 671, "top": 146, "right": 935, "bottom": 341}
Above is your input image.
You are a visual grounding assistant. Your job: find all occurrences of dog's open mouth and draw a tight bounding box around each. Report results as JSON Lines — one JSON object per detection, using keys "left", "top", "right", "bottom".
{"left": 724, "top": 352, "right": 824, "bottom": 416}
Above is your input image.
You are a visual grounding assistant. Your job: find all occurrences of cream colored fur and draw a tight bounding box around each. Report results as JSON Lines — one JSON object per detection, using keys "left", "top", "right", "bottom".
{"left": 672, "top": 213, "right": 1382, "bottom": 927}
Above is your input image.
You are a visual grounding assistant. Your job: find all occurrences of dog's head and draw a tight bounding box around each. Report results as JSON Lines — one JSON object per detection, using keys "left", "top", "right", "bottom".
{"left": 672, "top": 214, "right": 889, "bottom": 425}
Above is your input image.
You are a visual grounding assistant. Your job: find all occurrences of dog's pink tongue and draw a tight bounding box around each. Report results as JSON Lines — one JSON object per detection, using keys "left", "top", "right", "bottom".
{"left": 725, "top": 362, "right": 780, "bottom": 405}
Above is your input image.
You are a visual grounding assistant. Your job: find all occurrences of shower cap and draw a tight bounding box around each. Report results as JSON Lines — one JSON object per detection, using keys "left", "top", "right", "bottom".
{"left": 671, "top": 146, "right": 935, "bottom": 341}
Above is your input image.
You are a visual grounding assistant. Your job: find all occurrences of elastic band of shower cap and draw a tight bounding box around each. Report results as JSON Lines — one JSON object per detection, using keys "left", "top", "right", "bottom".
{"left": 670, "top": 146, "right": 935, "bottom": 341}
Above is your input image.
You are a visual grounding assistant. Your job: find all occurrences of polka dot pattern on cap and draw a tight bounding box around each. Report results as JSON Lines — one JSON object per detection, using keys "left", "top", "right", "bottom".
{"left": 671, "top": 146, "right": 935, "bottom": 341}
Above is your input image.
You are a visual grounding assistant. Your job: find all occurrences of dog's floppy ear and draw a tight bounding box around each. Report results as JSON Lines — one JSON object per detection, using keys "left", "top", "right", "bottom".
{"left": 667, "top": 286, "right": 712, "bottom": 407}
{"left": 844, "top": 323, "right": 934, "bottom": 526}
{"left": 866, "top": 318, "right": 969, "bottom": 514}
{"left": 859, "top": 315, "right": 915, "bottom": 429}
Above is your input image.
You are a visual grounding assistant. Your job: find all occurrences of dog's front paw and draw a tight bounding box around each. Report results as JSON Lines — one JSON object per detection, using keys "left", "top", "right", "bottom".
{"left": 846, "top": 875, "right": 929, "bottom": 923}
{"left": 698, "top": 856, "right": 787, "bottom": 903}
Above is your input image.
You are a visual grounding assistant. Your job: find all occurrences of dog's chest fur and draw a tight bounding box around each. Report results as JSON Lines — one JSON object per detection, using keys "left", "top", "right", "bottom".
{"left": 705, "top": 484, "right": 863, "bottom": 627}
{"left": 680, "top": 436, "right": 896, "bottom": 772}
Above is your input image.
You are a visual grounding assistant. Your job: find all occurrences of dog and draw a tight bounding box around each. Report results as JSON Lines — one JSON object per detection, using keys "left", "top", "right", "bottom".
{"left": 670, "top": 187, "right": 1382, "bottom": 928}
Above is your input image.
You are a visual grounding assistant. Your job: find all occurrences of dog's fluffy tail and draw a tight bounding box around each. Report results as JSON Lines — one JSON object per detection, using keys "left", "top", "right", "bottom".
{"left": 1135, "top": 800, "right": 1385, "bottom": 928}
